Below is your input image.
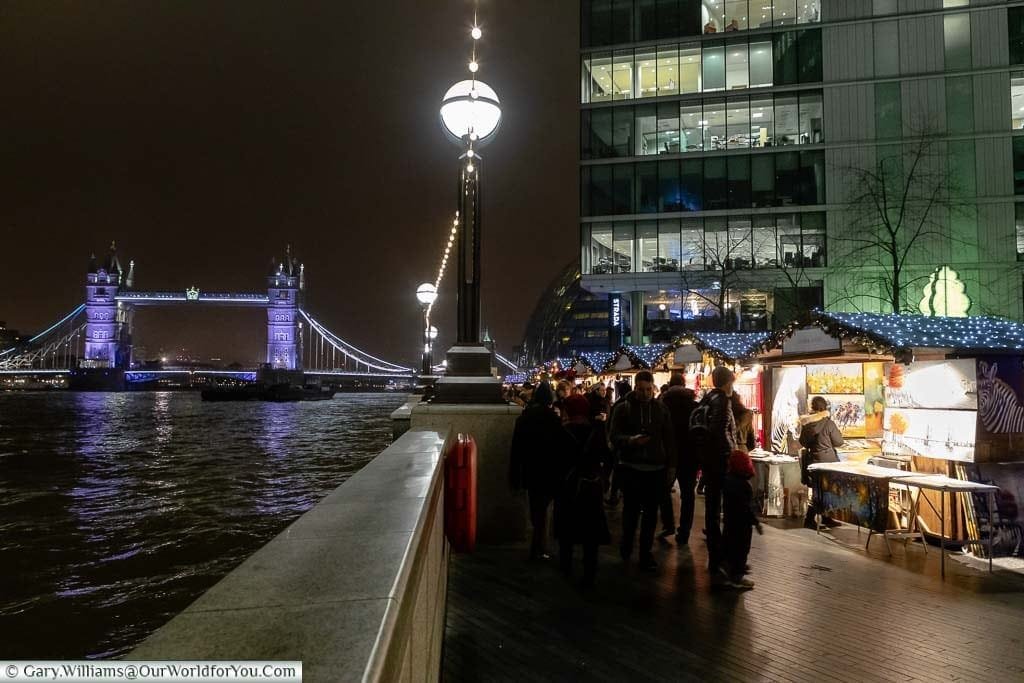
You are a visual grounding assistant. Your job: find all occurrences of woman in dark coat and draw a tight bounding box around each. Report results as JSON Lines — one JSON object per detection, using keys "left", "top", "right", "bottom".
{"left": 510, "top": 382, "right": 571, "bottom": 560}
{"left": 557, "top": 395, "right": 611, "bottom": 586}
{"left": 799, "top": 395, "right": 844, "bottom": 529}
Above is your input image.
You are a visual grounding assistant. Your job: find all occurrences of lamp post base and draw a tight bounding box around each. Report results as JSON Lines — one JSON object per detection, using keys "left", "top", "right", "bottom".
{"left": 431, "top": 344, "right": 505, "bottom": 404}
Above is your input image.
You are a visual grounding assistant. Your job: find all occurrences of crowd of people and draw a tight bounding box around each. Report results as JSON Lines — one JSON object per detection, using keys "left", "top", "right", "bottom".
{"left": 507, "top": 367, "right": 766, "bottom": 591}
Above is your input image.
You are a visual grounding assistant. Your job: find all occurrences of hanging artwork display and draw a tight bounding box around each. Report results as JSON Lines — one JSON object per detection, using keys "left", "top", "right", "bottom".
{"left": 806, "top": 364, "right": 864, "bottom": 395}
{"left": 976, "top": 358, "right": 1024, "bottom": 435}
{"left": 812, "top": 395, "right": 866, "bottom": 437}
{"left": 863, "top": 362, "right": 886, "bottom": 438}
{"left": 770, "top": 366, "right": 807, "bottom": 453}
{"left": 883, "top": 408, "right": 977, "bottom": 462}
{"left": 885, "top": 359, "right": 977, "bottom": 411}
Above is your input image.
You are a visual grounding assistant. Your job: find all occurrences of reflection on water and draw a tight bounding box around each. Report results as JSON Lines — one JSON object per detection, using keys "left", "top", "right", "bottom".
{"left": 0, "top": 391, "right": 407, "bottom": 659}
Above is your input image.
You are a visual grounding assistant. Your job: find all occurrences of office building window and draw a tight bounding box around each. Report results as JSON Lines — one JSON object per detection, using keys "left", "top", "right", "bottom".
{"left": 873, "top": 0, "right": 897, "bottom": 16}
{"left": 799, "top": 92, "right": 823, "bottom": 144}
{"left": 680, "top": 102, "right": 703, "bottom": 151}
{"left": 637, "top": 161, "right": 659, "bottom": 212}
{"left": 1016, "top": 204, "right": 1024, "bottom": 261}
{"left": 678, "top": 44, "right": 702, "bottom": 93}
{"left": 726, "top": 98, "right": 750, "bottom": 149}
{"left": 875, "top": 82, "right": 902, "bottom": 139}
{"left": 1014, "top": 137, "right": 1024, "bottom": 195}
{"left": 582, "top": 151, "right": 826, "bottom": 216}
{"left": 635, "top": 103, "right": 657, "bottom": 154}
{"left": 658, "top": 219, "right": 682, "bottom": 271}
{"left": 583, "top": 0, "right": 818, "bottom": 47}
{"left": 681, "top": 218, "right": 703, "bottom": 268}
{"left": 1012, "top": 8, "right": 1024, "bottom": 66}
{"left": 638, "top": 221, "right": 659, "bottom": 272}
{"left": 946, "top": 76, "right": 973, "bottom": 134}
{"left": 588, "top": 223, "right": 614, "bottom": 274}
{"left": 581, "top": 33, "right": 816, "bottom": 103}
{"left": 1012, "top": 73, "right": 1024, "bottom": 130}
{"left": 726, "top": 41, "right": 749, "bottom": 90}
{"left": 704, "top": 98, "right": 727, "bottom": 150}
{"left": 874, "top": 21, "right": 900, "bottom": 77}
{"left": 613, "top": 106, "right": 633, "bottom": 156}
{"left": 613, "top": 223, "right": 634, "bottom": 272}
{"left": 680, "top": 159, "right": 704, "bottom": 211}
{"left": 658, "top": 101, "right": 681, "bottom": 154}
{"left": 944, "top": 14, "right": 971, "bottom": 71}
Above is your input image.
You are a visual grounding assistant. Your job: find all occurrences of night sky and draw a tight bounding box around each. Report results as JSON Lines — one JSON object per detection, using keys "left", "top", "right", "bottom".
{"left": 0, "top": 1, "right": 579, "bottom": 366}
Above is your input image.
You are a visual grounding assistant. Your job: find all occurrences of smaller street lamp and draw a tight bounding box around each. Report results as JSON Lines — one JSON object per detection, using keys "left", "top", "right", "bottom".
{"left": 415, "top": 283, "right": 438, "bottom": 378}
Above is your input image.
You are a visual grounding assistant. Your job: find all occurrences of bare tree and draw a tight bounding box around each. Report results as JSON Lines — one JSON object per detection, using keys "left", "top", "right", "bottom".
{"left": 833, "top": 132, "right": 966, "bottom": 313}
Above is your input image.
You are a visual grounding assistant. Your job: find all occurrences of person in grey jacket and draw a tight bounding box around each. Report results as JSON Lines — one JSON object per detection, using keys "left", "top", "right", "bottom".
{"left": 799, "top": 396, "right": 844, "bottom": 529}
{"left": 609, "top": 370, "right": 676, "bottom": 570}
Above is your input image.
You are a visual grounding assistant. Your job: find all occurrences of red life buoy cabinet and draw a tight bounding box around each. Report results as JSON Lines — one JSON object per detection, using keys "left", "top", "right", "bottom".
{"left": 444, "top": 433, "right": 477, "bottom": 553}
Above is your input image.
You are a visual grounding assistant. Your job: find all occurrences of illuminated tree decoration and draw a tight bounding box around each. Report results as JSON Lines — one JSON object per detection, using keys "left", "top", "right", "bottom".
{"left": 918, "top": 265, "right": 971, "bottom": 317}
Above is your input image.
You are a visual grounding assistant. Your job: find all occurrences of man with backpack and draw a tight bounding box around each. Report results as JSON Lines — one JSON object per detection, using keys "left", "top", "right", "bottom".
{"left": 689, "top": 366, "right": 737, "bottom": 585}
{"left": 609, "top": 370, "right": 676, "bottom": 570}
{"left": 659, "top": 372, "right": 699, "bottom": 544}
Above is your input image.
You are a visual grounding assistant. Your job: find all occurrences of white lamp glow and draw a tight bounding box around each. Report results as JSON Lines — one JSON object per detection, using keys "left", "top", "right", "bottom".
{"left": 440, "top": 79, "right": 501, "bottom": 145}
{"left": 416, "top": 282, "right": 438, "bottom": 305}
{"left": 429, "top": 326, "right": 439, "bottom": 340}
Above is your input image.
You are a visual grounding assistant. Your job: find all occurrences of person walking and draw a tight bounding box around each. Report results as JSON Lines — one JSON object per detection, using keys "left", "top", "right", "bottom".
{"left": 609, "top": 370, "right": 676, "bottom": 570}
{"left": 722, "top": 449, "right": 762, "bottom": 590}
{"left": 799, "top": 396, "right": 844, "bottom": 529}
{"left": 697, "top": 366, "right": 737, "bottom": 585}
{"left": 510, "top": 381, "right": 571, "bottom": 560}
{"left": 660, "top": 372, "right": 699, "bottom": 544}
{"left": 557, "top": 395, "right": 611, "bottom": 586}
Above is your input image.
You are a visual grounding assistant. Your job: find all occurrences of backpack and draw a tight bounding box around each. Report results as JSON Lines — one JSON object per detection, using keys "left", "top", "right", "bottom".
{"left": 688, "top": 392, "right": 715, "bottom": 451}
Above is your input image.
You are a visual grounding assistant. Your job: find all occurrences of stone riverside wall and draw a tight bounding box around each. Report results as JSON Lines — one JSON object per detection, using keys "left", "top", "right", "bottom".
{"left": 130, "top": 429, "right": 451, "bottom": 683}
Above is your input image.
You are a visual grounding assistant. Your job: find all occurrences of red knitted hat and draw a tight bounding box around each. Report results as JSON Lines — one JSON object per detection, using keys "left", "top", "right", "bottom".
{"left": 563, "top": 394, "right": 591, "bottom": 421}
{"left": 728, "top": 450, "right": 755, "bottom": 478}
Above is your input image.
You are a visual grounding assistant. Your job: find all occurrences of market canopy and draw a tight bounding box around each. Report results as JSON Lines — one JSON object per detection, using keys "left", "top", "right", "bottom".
{"left": 576, "top": 351, "right": 616, "bottom": 374}
{"left": 674, "top": 331, "right": 779, "bottom": 363}
{"left": 810, "top": 310, "right": 1024, "bottom": 355}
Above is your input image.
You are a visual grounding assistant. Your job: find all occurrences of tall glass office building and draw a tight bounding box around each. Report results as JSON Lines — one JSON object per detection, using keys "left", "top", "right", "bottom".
{"left": 581, "top": 0, "right": 1024, "bottom": 343}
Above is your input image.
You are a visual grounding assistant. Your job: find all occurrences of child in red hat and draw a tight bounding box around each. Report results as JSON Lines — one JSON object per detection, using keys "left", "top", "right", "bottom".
{"left": 721, "top": 449, "right": 763, "bottom": 590}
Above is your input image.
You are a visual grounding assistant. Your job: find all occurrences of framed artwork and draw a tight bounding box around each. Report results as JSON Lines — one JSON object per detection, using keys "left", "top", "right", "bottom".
{"left": 811, "top": 395, "right": 866, "bottom": 437}
{"left": 807, "top": 363, "right": 864, "bottom": 395}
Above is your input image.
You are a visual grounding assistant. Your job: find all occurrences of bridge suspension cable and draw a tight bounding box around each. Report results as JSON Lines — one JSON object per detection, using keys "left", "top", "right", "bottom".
{"left": 494, "top": 352, "right": 520, "bottom": 373}
{"left": 0, "top": 305, "right": 87, "bottom": 370}
{"left": 299, "top": 309, "right": 413, "bottom": 373}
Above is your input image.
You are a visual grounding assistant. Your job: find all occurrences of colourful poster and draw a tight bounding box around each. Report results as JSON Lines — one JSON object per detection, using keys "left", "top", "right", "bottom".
{"left": 883, "top": 407, "right": 977, "bottom": 462}
{"left": 810, "top": 395, "right": 866, "bottom": 437}
{"left": 807, "top": 363, "right": 864, "bottom": 394}
{"left": 770, "top": 366, "right": 806, "bottom": 453}
{"left": 885, "top": 359, "right": 977, "bottom": 411}
{"left": 864, "top": 362, "right": 886, "bottom": 438}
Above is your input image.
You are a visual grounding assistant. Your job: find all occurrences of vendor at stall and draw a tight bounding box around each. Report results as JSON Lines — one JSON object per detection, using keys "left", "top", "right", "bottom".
{"left": 799, "top": 396, "right": 844, "bottom": 528}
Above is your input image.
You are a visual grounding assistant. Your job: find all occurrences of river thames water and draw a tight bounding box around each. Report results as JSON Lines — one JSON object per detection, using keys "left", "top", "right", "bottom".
{"left": 0, "top": 391, "right": 408, "bottom": 659}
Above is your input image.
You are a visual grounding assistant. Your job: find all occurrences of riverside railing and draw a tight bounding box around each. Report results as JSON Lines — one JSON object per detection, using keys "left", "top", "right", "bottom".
{"left": 129, "top": 428, "right": 451, "bottom": 682}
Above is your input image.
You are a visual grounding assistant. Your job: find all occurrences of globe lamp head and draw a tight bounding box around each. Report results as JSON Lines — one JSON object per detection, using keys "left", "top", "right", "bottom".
{"left": 440, "top": 79, "right": 501, "bottom": 146}
{"left": 416, "top": 282, "right": 438, "bottom": 305}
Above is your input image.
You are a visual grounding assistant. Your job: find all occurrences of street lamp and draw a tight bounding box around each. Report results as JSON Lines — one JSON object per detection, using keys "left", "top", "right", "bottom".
{"left": 415, "top": 283, "right": 438, "bottom": 377}
{"left": 428, "top": 325, "right": 439, "bottom": 372}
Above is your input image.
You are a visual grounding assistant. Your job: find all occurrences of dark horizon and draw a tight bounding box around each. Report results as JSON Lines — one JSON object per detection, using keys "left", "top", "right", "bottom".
{"left": 0, "top": 1, "right": 579, "bottom": 366}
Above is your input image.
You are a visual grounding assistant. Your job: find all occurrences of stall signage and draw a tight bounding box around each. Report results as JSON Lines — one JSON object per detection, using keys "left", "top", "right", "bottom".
{"left": 608, "top": 294, "right": 623, "bottom": 350}
{"left": 674, "top": 344, "right": 702, "bottom": 365}
{"left": 783, "top": 327, "right": 841, "bottom": 355}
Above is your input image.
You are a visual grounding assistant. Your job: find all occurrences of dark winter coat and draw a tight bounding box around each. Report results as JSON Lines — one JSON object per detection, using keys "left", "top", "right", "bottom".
{"left": 723, "top": 471, "right": 758, "bottom": 575}
{"left": 609, "top": 392, "right": 677, "bottom": 471}
{"left": 509, "top": 403, "right": 572, "bottom": 493}
{"left": 556, "top": 422, "right": 611, "bottom": 545}
{"left": 703, "top": 389, "right": 738, "bottom": 478}
{"left": 660, "top": 386, "right": 699, "bottom": 467}
{"left": 798, "top": 411, "right": 844, "bottom": 464}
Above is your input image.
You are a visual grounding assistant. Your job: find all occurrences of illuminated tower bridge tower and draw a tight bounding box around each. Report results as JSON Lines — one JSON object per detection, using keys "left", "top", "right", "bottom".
{"left": 266, "top": 246, "right": 304, "bottom": 370}
{"left": 83, "top": 243, "right": 133, "bottom": 368}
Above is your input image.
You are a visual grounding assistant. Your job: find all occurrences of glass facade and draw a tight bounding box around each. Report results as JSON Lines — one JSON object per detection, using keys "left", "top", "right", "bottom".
{"left": 582, "top": 150, "right": 825, "bottom": 215}
{"left": 583, "top": 212, "right": 826, "bottom": 274}
{"left": 582, "top": 90, "right": 823, "bottom": 158}
{"left": 582, "top": 0, "right": 821, "bottom": 48}
{"left": 581, "top": 30, "right": 821, "bottom": 103}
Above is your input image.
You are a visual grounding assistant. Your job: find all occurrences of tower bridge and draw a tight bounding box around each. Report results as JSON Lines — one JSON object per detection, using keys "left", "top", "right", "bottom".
{"left": 0, "top": 243, "right": 413, "bottom": 387}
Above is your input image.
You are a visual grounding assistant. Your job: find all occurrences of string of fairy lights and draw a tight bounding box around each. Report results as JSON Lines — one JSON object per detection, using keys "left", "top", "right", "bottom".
{"left": 425, "top": 4, "right": 486, "bottom": 328}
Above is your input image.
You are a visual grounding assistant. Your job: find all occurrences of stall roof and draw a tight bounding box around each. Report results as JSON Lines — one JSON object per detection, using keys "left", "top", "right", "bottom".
{"left": 577, "top": 351, "right": 616, "bottom": 374}
{"left": 679, "top": 331, "right": 778, "bottom": 362}
{"left": 622, "top": 344, "right": 673, "bottom": 370}
{"left": 811, "top": 311, "right": 1024, "bottom": 354}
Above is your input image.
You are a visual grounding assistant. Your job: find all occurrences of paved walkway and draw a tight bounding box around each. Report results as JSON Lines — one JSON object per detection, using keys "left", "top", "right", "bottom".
{"left": 443, "top": 494, "right": 1024, "bottom": 682}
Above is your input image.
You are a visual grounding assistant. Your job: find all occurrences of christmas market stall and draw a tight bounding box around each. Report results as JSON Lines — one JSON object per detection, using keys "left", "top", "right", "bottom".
{"left": 763, "top": 311, "right": 1024, "bottom": 563}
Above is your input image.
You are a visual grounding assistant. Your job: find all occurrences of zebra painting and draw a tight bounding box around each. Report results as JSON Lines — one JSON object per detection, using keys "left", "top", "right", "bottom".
{"left": 978, "top": 361, "right": 1024, "bottom": 434}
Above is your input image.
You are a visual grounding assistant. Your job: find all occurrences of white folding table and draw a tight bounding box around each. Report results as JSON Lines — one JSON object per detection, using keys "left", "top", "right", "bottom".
{"left": 894, "top": 475, "right": 1000, "bottom": 578}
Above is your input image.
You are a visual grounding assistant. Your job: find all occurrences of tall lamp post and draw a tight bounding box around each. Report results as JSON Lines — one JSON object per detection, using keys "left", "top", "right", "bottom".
{"left": 415, "top": 283, "right": 438, "bottom": 380}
